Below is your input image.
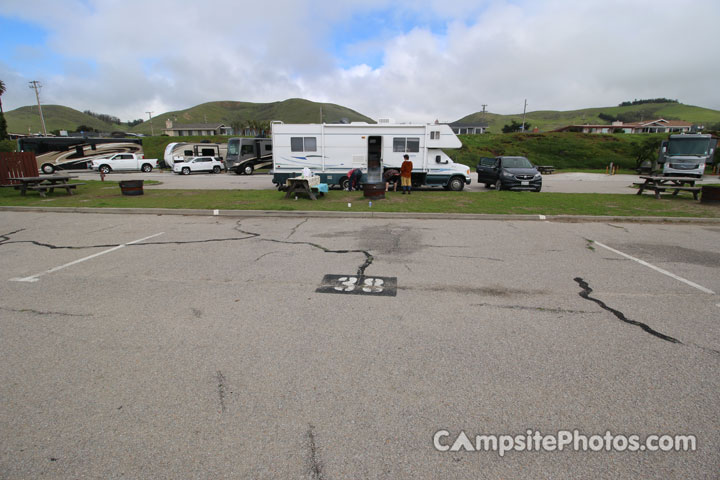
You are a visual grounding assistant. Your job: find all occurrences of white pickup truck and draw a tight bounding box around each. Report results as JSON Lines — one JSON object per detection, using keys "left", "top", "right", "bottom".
{"left": 90, "top": 153, "right": 158, "bottom": 174}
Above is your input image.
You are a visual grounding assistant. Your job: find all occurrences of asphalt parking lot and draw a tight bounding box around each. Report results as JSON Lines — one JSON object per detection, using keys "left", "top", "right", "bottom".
{"left": 71, "top": 170, "right": 706, "bottom": 194}
{"left": 1, "top": 211, "right": 719, "bottom": 479}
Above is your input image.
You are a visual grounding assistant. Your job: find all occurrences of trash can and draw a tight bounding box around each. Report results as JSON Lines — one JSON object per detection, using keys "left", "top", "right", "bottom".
{"left": 701, "top": 185, "right": 720, "bottom": 204}
{"left": 119, "top": 180, "right": 144, "bottom": 196}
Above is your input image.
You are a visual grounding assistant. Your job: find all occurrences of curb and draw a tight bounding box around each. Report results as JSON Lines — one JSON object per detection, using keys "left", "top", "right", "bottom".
{"left": 1, "top": 205, "right": 720, "bottom": 224}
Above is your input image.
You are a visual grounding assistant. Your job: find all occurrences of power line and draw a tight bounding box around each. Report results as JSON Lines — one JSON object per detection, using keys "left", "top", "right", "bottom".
{"left": 28, "top": 81, "right": 47, "bottom": 136}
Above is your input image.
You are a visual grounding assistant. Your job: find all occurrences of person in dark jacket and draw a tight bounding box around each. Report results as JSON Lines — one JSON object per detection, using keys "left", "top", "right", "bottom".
{"left": 383, "top": 169, "right": 400, "bottom": 192}
{"left": 347, "top": 168, "right": 362, "bottom": 191}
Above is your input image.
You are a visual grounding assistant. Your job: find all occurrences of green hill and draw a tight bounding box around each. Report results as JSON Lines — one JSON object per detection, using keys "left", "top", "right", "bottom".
{"left": 456, "top": 102, "right": 720, "bottom": 133}
{"left": 5, "top": 98, "right": 374, "bottom": 135}
{"left": 452, "top": 132, "right": 669, "bottom": 170}
{"left": 130, "top": 98, "right": 374, "bottom": 134}
{"left": 5, "top": 105, "right": 117, "bottom": 135}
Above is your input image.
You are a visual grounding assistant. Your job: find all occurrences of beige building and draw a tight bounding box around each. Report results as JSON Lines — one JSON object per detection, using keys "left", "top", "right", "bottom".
{"left": 163, "top": 120, "right": 233, "bottom": 136}
{"left": 556, "top": 118, "right": 695, "bottom": 134}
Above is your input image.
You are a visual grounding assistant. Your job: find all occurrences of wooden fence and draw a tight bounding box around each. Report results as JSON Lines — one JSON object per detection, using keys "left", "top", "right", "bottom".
{"left": 0, "top": 152, "right": 37, "bottom": 185}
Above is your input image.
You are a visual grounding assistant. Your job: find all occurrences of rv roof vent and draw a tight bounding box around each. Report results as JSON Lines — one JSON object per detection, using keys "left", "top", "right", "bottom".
{"left": 378, "top": 118, "right": 394, "bottom": 124}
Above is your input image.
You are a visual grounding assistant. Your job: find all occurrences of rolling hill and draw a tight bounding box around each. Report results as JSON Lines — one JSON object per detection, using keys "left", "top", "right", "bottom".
{"left": 456, "top": 102, "right": 720, "bottom": 133}
{"left": 5, "top": 105, "right": 118, "bottom": 135}
{"left": 5, "top": 98, "right": 374, "bottom": 136}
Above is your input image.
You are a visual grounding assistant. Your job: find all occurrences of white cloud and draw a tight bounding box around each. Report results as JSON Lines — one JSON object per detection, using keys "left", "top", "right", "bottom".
{"left": 1, "top": 0, "right": 718, "bottom": 122}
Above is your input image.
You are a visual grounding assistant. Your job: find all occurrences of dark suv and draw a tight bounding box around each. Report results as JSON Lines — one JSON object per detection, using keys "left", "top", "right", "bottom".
{"left": 476, "top": 156, "right": 542, "bottom": 191}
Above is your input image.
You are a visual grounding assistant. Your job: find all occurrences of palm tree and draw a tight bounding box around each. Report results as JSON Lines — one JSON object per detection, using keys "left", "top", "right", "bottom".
{"left": 0, "top": 79, "right": 6, "bottom": 114}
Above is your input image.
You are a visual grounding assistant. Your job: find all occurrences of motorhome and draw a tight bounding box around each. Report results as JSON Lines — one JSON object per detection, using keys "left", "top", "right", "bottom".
{"left": 271, "top": 122, "right": 472, "bottom": 190}
{"left": 226, "top": 137, "right": 272, "bottom": 175}
{"left": 17, "top": 137, "right": 143, "bottom": 174}
{"left": 657, "top": 134, "right": 716, "bottom": 178}
{"left": 163, "top": 142, "right": 227, "bottom": 168}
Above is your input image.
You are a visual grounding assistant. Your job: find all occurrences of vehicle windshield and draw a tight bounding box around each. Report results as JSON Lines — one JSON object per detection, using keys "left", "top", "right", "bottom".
{"left": 503, "top": 157, "right": 533, "bottom": 168}
{"left": 227, "top": 139, "right": 240, "bottom": 156}
{"left": 667, "top": 138, "right": 711, "bottom": 156}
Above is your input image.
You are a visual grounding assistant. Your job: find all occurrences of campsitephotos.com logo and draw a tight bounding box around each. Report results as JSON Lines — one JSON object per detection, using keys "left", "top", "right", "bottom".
{"left": 433, "top": 429, "right": 697, "bottom": 457}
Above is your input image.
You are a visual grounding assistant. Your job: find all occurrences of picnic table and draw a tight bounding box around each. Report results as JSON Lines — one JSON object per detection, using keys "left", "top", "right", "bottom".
{"left": 284, "top": 175, "right": 326, "bottom": 200}
{"left": 7, "top": 175, "right": 84, "bottom": 198}
{"left": 537, "top": 165, "right": 555, "bottom": 174}
{"left": 633, "top": 175, "right": 701, "bottom": 200}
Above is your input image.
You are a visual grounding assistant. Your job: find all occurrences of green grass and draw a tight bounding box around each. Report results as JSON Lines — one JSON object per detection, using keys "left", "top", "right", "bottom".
{"left": 1, "top": 180, "right": 717, "bottom": 218}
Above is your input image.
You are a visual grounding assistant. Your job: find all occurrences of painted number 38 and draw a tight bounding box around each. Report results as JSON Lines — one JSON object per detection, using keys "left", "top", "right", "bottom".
{"left": 335, "top": 276, "right": 385, "bottom": 293}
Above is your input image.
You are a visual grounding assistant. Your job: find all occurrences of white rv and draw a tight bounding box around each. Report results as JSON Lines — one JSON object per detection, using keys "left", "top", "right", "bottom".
{"left": 271, "top": 122, "right": 472, "bottom": 190}
{"left": 163, "top": 142, "right": 227, "bottom": 168}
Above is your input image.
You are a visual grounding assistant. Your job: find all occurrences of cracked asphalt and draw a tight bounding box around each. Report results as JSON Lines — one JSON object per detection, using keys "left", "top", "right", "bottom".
{"left": 0, "top": 211, "right": 719, "bottom": 479}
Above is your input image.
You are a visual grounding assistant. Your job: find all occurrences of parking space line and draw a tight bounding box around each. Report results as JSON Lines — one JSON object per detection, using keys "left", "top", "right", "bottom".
{"left": 9, "top": 232, "right": 164, "bottom": 283}
{"left": 594, "top": 241, "right": 715, "bottom": 295}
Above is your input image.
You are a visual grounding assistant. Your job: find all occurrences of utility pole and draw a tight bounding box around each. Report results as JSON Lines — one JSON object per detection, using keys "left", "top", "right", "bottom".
{"left": 28, "top": 81, "right": 47, "bottom": 136}
{"left": 521, "top": 99, "right": 527, "bottom": 133}
{"left": 481, "top": 104, "right": 487, "bottom": 133}
{"left": 146, "top": 111, "right": 154, "bottom": 136}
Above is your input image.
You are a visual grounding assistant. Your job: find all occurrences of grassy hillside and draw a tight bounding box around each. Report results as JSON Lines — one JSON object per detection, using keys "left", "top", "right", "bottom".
{"left": 457, "top": 102, "right": 720, "bottom": 133}
{"left": 452, "top": 132, "right": 669, "bottom": 170}
{"left": 129, "top": 98, "right": 374, "bottom": 134}
{"left": 5, "top": 105, "right": 117, "bottom": 134}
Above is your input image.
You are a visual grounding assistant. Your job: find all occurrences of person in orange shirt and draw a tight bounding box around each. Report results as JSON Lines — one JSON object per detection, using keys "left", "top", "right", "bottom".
{"left": 400, "top": 154, "right": 413, "bottom": 194}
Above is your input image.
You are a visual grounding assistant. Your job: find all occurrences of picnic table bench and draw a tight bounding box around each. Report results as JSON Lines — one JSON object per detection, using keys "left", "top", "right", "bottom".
{"left": 633, "top": 176, "right": 701, "bottom": 200}
{"left": 8, "top": 175, "right": 85, "bottom": 198}
{"left": 284, "top": 175, "right": 327, "bottom": 200}
{"left": 537, "top": 165, "right": 556, "bottom": 174}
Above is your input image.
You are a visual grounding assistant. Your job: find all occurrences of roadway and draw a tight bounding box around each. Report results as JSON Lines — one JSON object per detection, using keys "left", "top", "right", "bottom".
{"left": 1, "top": 211, "right": 718, "bottom": 478}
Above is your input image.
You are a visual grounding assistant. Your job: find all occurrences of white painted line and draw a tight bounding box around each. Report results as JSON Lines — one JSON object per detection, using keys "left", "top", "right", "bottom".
{"left": 594, "top": 241, "right": 715, "bottom": 295}
{"left": 539, "top": 215, "right": 546, "bottom": 220}
{"left": 9, "top": 232, "right": 164, "bottom": 283}
{"left": 213, "top": 209, "right": 219, "bottom": 216}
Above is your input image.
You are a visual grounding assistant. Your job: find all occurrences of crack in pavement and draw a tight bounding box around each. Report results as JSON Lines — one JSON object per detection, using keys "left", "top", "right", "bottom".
{"left": 574, "top": 277, "right": 681, "bottom": 344}
{"left": 286, "top": 218, "right": 309, "bottom": 240}
{"left": 235, "top": 224, "right": 374, "bottom": 276}
{"left": 216, "top": 371, "right": 227, "bottom": 414}
{"left": 0, "top": 228, "right": 26, "bottom": 243}
{"left": 472, "top": 303, "right": 595, "bottom": 314}
{"left": 0, "top": 221, "right": 375, "bottom": 278}
{"left": 307, "top": 424, "right": 324, "bottom": 480}
{"left": 0, "top": 306, "right": 89, "bottom": 317}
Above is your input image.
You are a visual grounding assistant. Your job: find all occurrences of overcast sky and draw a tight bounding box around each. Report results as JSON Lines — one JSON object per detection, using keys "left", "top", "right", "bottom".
{"left": 1, "top": 0, "right": 718, "bottom": 123}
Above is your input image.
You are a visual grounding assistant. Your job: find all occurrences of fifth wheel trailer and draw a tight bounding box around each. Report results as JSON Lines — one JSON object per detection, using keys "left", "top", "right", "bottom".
{"left": 271, "top": 122, "right": 472, "bottom": 190}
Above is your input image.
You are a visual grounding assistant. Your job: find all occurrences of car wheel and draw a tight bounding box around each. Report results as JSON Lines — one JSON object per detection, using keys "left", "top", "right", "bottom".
{"left": 534, "top": 186, "right": 542, "bottom": 192}
{"left": 484, "top": 183, "right": 492, "bottom": 189}
{"left": 182, "top": 167, "right": 190, "bottom": 175}
{"left": 41, "top": 164, "right": 55, "bottom": 174}
{"left": 339, "top": 177, "right": 350, "bottom": 190}
{"left": 495, "top": 180, "right": 503, "bottom": 191}
{"left": 448, "top": 176, "right": 465, "bottom": 191}
{"left": 99, "top": 165, "right": 111, "bottom": 174}
{"left": 213, "top": 166, "right": 221, "bottom": 174}
{"left": 141, "top": 164, "right": 153, "bottom": 173}
{"left": 243, "top": 164, "right": 254, "bottom": 175}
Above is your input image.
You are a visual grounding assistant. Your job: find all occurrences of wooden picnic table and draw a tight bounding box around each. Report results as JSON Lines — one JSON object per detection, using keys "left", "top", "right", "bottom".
{"left": 634, "top": 175, "right": 701, "bottom": 200}
{"left": 8, "top": 175, "right": 84, "bottom": 198}
{"left": 284, "top": 175, "right": 324, "bottom": 200}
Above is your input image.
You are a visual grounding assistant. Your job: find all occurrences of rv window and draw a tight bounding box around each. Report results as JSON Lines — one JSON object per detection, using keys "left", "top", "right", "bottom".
{"left": 407, "top": 138, "right": 419, "bottom": 152}
{"left": 393, "top": 137, "right": 420, "bottom": 153}
{"left": 304, "top": 137, "right": 317, "bottom": 152}
{"left": 265, "top": 144, "right": 272, "bottom": 152}
{"left": 431, "top": 131, "right": 440, "bottom": 140}
{"left": 241, "top": 145, "right": 254, "bottom": 155}
{"left": 291, "top": 137, "right": 304, "bottom": 152}
{"left": 291, "top": 137, "right": 317, "bottom": 152}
